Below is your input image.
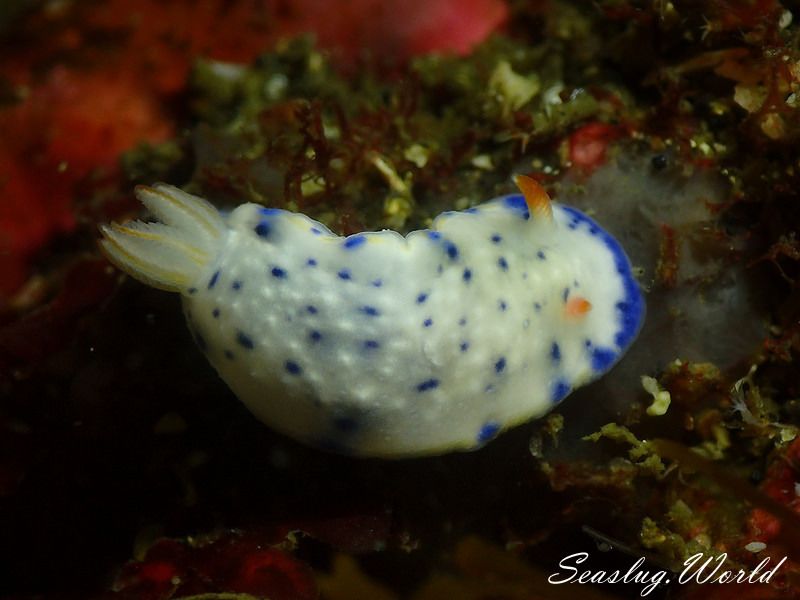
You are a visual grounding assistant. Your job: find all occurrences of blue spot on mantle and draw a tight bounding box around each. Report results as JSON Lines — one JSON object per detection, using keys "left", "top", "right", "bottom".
{"left": 559, "top": 205, "right": 645, "bottom": 351}
{"left": 502, "top": 194, "right": 530, "bottom": 220}
{"left": 591, "top": 347, "right": 617, "bottom": 372}
{"left": 343, "top": 235, "right": 366, "bottom": 249}
{"left": 444, "top": 241, "right": 459, "bottom": 260}
{"left": 285, "top": 361, "right": 302, "bottom": 375}
{"left": 254, "top": 221, "right": 271, "bottom": 238}
{"left": 551, "top": 379, "right": 571, "bottom": 403}
{"left": 236, "top": 331, "right": 254, "bottom": 349}
{"left": 416, "top": 379, "right": 439, "bottom": 392}
{"left": 477, "top": 421, "right": 501, "bottom": 444}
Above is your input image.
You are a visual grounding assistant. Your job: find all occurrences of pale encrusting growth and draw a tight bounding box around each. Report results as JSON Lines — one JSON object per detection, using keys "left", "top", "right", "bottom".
{"left": 99, "top": 178, "right": 645, "bottom": 457}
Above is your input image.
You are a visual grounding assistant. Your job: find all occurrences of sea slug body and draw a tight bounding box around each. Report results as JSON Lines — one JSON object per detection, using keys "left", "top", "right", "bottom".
{"left": 99, "top": 176, "right": 645, "bottom": 457}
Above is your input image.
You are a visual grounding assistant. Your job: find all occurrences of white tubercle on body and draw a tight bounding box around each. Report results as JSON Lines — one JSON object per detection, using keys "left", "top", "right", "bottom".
{"left": 99, "top": 177, "right": 645, "bottom": 457}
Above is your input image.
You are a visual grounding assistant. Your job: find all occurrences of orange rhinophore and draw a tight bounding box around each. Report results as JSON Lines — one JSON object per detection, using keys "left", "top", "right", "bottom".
{"left": 513, "top": 174, "right": 553, "bottom": 222}
{"left": 565, "top": 296, "right": 592, "bottom": 318}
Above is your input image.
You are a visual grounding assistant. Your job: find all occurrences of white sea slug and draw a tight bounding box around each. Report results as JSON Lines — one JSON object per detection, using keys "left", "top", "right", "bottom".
{"left": 99, "top": 176, "right": 644, "bottom": 457}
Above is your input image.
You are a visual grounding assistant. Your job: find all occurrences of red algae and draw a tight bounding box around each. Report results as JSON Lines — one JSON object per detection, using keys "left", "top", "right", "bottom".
{"left": 0, "top": 0, "right": 505, "bottom": 300}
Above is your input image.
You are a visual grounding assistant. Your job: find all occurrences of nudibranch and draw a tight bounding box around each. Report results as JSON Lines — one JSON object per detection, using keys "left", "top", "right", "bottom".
{"left": 99, "top": 176, "right": 644, "bottom": 457}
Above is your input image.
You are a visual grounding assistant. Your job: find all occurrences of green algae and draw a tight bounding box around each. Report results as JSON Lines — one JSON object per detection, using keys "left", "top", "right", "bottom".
{"left": 123, "top": 31, "right": 632, "bottom": 235}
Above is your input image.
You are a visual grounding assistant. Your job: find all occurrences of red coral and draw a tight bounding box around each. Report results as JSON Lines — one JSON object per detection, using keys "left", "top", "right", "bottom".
{"left": 0, "top": 0, "right": 507, "bottom": 298}
{"left": 107, "top": 510, "right": 393, "bottom": 598}
{"left": 280, "top": 0, "right": 507, "bottom": 64}
{"left": 748, "top": 438, "right": 800, "bottom": 543}
{"left": 85, "top": 0, "right": 276, "bottom": 95}
{"left": 231, "top": 548, "right": 317, "bottom": 598}
{"left": 31, "top": 67, "right": 173, "bottom": 177}
{"left": 111, "top": 533, "right": 317, "bottom": 600}
{"left": 567, "top": 122, "right": 624, "bottom": 174}
{"left": 0, "top": 144, "right": 71, "bottom": 297}
{"left": 0, "top": 67, "right": 173, "bottom": 300}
